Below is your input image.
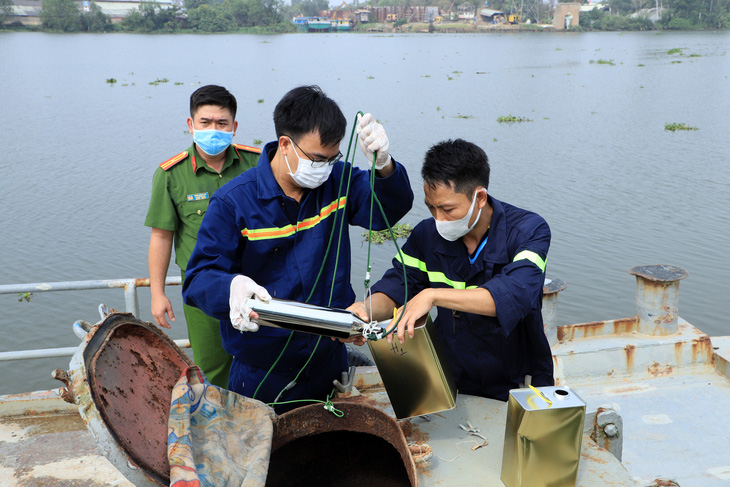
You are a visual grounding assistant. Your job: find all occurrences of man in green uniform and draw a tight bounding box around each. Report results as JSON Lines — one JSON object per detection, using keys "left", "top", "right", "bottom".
{"left": 145, "top": 85, "right": 259, "bottom": 388}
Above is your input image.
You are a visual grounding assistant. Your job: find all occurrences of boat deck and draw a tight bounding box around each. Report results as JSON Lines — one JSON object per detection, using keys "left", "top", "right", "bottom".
{"left": 1, "top": 318, "right": 729, "bottom": 486}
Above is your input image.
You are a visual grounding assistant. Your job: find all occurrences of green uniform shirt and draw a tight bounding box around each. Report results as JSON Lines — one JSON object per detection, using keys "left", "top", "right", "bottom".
{"left": 145, "top": 143, "right": 259, "bottom": 271}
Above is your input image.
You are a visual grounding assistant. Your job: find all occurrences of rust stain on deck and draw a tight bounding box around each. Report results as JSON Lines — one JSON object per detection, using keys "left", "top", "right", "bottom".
{"left": 647, "top": 362, "right": 674, "bottom": 377}
{"left": 625, "top": 344, "right": 636, "bottom": 372}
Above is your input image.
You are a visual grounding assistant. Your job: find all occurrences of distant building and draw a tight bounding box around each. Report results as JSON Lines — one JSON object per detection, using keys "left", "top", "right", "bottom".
{"left": 355, "top": 9, "right": 369, "bottom": 23}
{"left": 457, "top": 2, "right": 475, "bottom": 21}
{"left": 553, "top": 2, "right": 580, "bottom": 30}
{"left": 6, "top": 0, "right": 176, "bottom": 25}
{"left": 480, "top": 8, "right": 504, "bottom": 22}
{"left": 368, "top": 6, "right": 439, "bottom": 23}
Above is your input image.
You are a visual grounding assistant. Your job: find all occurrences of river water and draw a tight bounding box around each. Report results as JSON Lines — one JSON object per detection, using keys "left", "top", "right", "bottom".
{"left": 1, "top": 31, "right": 729, "bottom": 394}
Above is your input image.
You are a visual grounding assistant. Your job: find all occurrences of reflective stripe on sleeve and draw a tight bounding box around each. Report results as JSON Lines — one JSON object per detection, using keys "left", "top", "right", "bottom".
{"left": 395, "top": 252, "right": 478, "bottom": 290}
{"left": 513, "top": 250, "right": 546, "bottom": 272}
{"left": 241, "top": 196, "right": 347, "bottom": 241}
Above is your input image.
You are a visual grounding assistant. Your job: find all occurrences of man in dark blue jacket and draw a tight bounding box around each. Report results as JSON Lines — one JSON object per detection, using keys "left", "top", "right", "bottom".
{"left": 351, "top": 139, "right": 553, "bottom": 401}
{"left": 183, "top": 86, "right": 413, "bottom": 410}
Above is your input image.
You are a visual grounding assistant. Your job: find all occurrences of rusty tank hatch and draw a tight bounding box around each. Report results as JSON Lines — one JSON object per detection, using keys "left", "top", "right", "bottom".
{"left": 55, "top": 310, "right": 418, "bottom": 487}
{"left": 55, "top": 311, "right": 194, "bottom": 486}
{"left": 269, "top": 402, "right": 417, "bottom": 487}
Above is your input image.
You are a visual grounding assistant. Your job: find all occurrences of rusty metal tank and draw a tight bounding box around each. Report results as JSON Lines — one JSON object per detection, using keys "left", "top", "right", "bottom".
{"left": 53, "top": 310, "right": 194, "bottom": 486}
{"left": 54, "top": 309, "right": 417, "bottom": 487}
{"left": 269, "top": 402, "right": 417, "bottom": 487}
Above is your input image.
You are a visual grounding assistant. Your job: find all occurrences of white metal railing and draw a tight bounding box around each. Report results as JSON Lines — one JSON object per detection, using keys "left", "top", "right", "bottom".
{"left": 0, "top": 276, "right": 190, "bottom": 362}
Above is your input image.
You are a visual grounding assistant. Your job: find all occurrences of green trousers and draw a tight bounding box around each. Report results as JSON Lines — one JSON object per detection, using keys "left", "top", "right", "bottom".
{"left": 181, "top": 293, "right": 233, "bottom": 389}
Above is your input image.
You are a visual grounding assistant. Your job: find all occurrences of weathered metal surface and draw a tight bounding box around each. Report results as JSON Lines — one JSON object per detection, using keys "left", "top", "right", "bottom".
{"left": 85, "top": 318, "right": 192, "bottom": 483}
{"left": 542, "top": 277, "right": 567, "bottom": 347}
{"left": 586, "top": 407, "right": 623, "bottom": 462}
{"left": 0, "top": 391, "right": 134, "bottom": 486}
{"left": 712, "top": 336, "right": 730, "bottom": 380}
{"left": 554, "top": 319, "right": 715, "bottom": 385}
{"left": 56, "top": 312, "right": 194, "bottom": 487}
{"left": 270, "top": 402, "right": 417, "bottom": 486}
{"left": 558, "top": 317, "right": 638, "bottom": 342}
{"left": 629, "top": 265, "right": 689, "bottom": 336}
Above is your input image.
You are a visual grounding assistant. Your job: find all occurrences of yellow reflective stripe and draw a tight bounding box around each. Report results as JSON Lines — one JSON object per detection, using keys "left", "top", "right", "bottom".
{"left": 241, "top": 196, "right": 346, "bottom": 241}
{"left": 395, "top": 252, "right": 478, "bottom": 290}
{"left": 513, "top": 250, "right": 546, "bottom": 272}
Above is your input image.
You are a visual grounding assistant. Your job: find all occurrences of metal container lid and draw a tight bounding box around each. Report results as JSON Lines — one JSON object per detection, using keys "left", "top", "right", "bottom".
{"left": 509, "top": 386, "right": 585, "bottom": 411}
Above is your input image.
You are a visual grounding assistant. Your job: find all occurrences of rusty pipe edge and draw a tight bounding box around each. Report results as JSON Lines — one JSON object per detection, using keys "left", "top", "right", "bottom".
{"left": 273, "top": 402, "right": 418, "bottom": 486}
{"left": 629, "top": 265, "right": 688, "bottom": 336}
{"left": 51, "top": 369, "right": 76, "bottom": 404}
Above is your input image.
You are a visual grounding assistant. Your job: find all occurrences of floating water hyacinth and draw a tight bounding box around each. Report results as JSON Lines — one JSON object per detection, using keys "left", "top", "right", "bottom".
{"left": 362, "top": 223, "right": 413, "bottom": 245}
{"left": 665, "top": 123, "right": 698, "bottom": 132}
{"left": 497, "top": 115, "right": 532, "bottom": 123}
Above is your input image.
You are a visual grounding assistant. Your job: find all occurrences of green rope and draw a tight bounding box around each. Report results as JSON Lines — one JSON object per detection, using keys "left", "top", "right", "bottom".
{"left": 267, "top": 390, "right": 344, "bottom": 418}
{"left": 260, "top": 113, "right": 361, "bottom": 402}
{"left": 362, "top": 153, "right": 410, "bottom": 340}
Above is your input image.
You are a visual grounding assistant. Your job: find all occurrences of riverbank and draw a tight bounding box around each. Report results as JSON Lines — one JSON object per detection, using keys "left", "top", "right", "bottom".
{"left": 2, "top": 18, "right": 725, "bottom": 34}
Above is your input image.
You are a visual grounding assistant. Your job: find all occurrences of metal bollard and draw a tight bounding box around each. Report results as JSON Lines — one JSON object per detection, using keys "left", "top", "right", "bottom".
{"left": 628, "top": 265, "right": 688, "bottom": 336}
{"left": 542, "top": 277, "right": 567, "bottom": 347}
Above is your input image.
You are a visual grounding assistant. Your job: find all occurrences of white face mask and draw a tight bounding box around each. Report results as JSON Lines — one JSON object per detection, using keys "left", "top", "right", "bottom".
{"left": 434, "top": 189, "right": 485, "bottom": 241}
{"left": 283, "top": 137, "right": 333, "bottom": 189}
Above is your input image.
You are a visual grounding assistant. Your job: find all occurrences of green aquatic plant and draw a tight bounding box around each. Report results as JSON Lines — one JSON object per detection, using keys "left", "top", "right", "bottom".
{"left": 174, "top": 82, "right": 184, "bottom": 85}
{"left": 253, "top": 139, "right": 262, "bottom": 145}
{"left": 149, "top": 78, "right": 170, "bottom": 86}
{"left": 665, "top": 122, "right": 698, "bottom": 131}
{"left": 452, "top": 114, "right": 475, "bottom": 119}
{"left": 257, "top": 99, "right": 264, "bottom": 103}
{"left": 667, "top": 48, "right": 683, "bottom": 55}
{"left": 590, "top": 59, "right": 615, "bottom": 66}
{"left": 497, "top": 115, "right": 532, "bottom": 123}
{"left": 362, "top": 223, "right": 413, "bottom": 244}
{"left": 106, "top": 78, "right": 117, "bottom": 84}
{"left": 17, "top": 292, "right": 33, "bottom": 303}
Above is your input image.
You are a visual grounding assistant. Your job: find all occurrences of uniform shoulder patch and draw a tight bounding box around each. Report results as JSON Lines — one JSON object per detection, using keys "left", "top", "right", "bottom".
{"left": 159, "top": 151, "right": 189, "bottom": 171}
{"left": 233, "top": 143, "right": 262, "bottom": 154}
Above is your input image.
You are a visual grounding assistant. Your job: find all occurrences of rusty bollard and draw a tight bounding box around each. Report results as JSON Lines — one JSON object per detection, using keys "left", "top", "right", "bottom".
{"left": 628, "top": 265, "right": 688, "bottom": 336}
{"left": 542, "top": 277, "right": 567, "bottom": 347}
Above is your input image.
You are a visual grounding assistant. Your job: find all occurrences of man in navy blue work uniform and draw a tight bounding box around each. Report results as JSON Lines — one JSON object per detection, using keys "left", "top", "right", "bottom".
{"left": 350, "top": 139, "right": 553, "bottom": 400}
{"left": 183, "top": 85, "right": 414, "bottom": 410}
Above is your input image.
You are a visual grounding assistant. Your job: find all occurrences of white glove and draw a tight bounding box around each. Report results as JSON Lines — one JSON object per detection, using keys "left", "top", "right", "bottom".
{"left": 356, "top": 113, "right": 391, "bottom": 170}
{"left": 229, "top": 275, "right": 271, "bottom": 332}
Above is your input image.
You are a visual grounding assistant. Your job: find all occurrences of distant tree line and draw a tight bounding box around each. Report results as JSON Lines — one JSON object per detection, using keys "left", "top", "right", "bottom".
{"left": 580, "top": 0, "right": 729, "bottom": 29}
{"left": 2, "top": 0, "right": 726, "bottom": 32}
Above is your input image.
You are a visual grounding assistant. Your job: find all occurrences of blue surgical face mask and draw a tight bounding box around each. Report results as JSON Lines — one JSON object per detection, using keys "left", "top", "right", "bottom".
{"left": 193, "top": 129, "right": 233, "bottom": 156}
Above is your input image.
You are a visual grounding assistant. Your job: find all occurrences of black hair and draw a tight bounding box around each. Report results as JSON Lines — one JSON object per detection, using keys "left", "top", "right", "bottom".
{"left": 189, "top": 85, "right": 237, "bottom": 119}
{"left": 273, "top": 85, "right": 346, "bottom": 147}
{"left": 422, "top": 139, "right": 490, "bottom": 195}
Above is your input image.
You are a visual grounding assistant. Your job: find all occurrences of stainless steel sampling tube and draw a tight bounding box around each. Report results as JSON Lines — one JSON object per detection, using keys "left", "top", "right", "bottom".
{"left": 246, "top": 298, "right": 376, "bottom": 339}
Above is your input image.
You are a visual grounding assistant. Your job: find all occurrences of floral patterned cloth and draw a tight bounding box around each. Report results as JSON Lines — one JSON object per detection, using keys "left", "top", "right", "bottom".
{"left": 168, "top": 366, "right": 276, "bottom": 487}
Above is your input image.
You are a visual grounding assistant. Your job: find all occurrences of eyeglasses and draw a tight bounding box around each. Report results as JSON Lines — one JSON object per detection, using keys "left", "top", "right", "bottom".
{"left": 286, "top": 136, "right": 342, "bottom": 168}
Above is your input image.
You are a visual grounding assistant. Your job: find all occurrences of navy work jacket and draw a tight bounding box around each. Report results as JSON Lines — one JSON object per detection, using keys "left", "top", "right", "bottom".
{"left": 183, "top": 141, "right": 413, "bottom": 371}
{"left": 371, "top": 195, "right": 554, "bottom": 401}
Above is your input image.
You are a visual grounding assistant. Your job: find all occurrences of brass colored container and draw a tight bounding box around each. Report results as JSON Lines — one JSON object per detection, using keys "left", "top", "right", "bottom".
{"left": 501, "top": 386, "right": 586, "bottom": 487}
{"left": 367, "top": 315, "right": 457, "bottom": 419}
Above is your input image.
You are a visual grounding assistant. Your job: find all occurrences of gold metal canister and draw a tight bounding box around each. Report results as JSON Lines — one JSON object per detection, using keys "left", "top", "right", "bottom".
{"left": 367, "top": 315, "right": 457, "bottom": 419}
{"left": 501, "top": 386, "right": 586, "bottom": 487}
